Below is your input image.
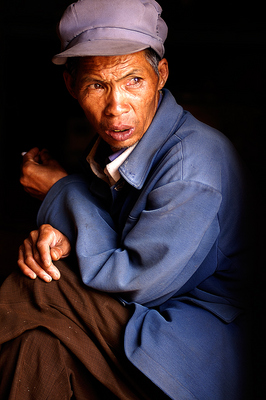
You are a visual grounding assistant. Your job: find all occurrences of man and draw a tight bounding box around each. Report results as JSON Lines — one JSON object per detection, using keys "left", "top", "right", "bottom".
{"left": 0, "top": 0, "right": 251, "bottom": 399}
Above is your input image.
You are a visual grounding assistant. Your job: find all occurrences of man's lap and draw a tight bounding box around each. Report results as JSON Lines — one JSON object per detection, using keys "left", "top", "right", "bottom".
{"left": 0, "top": 261, "right": 171, "bottom": 399}
{"left": 0, "top": 260, "right": 132, "bottom": 351}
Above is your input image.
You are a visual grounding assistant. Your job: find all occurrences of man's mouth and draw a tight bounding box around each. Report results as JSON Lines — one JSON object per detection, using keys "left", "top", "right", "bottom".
{"left": 105, "top": 126, "right": 134, "bottom": 142}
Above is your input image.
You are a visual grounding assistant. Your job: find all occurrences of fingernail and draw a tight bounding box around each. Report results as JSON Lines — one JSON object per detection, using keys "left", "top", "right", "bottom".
{"left": 52, "top": 271, "right": 60, "bottom": 280}
{"left": 51, "top": 248, "right": 60, "bottom": 261}
{"left": 54, "top": 270, "right": 61, "bottom": 279}
{"left": 43, "top": 274, "right": 52, "bottom": 283}
{"left": 47, "top": 267, "right": 60, "bottom": 280}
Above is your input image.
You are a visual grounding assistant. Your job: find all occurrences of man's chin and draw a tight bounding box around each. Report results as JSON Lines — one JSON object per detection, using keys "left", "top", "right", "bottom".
{"left": 104, "top": 133, "right": 140, "bottom": 151}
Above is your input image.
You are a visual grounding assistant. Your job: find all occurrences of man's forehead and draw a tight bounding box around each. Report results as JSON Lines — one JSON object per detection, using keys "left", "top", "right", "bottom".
{"left": 77, "top": 51, "right": 151, "bottom": 79}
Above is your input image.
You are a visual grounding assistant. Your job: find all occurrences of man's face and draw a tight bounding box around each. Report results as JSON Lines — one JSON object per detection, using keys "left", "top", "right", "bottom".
{"left": 65, "top": 51, "right": 168, "bottom": 150}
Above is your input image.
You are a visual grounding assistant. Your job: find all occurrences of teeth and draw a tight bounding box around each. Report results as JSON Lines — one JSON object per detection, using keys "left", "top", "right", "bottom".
{"left": 114, "top": 129, "right": 127, "bottom": 132}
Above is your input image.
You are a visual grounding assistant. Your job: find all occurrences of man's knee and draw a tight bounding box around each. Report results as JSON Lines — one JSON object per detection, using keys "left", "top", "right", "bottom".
{"left": 0, "top": 328, "right": 72, "bottom": 400}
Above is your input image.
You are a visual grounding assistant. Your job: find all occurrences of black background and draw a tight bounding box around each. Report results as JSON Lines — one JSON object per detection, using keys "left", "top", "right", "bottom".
{"left": 0, "top": 1, "right": 265, "bottom": 396}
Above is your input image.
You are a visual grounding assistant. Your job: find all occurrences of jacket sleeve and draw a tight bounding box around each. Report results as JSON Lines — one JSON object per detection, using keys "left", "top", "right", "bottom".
{"left": 37, "top": 173, "right": 222, "bottom": 306}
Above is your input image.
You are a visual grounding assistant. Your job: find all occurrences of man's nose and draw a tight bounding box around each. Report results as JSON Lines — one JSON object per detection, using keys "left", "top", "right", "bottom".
{"left": 104, "top": 88, "right": 130, "bottom": 117}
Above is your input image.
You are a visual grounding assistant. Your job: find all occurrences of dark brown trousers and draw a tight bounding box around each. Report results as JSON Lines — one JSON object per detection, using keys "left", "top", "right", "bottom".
{"left": 0, "top": 261, "right": 169, "bottom": 400}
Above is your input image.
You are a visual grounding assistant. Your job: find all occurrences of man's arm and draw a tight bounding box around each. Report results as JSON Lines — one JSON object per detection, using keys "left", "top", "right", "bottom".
{"left": 17, "top": 147, "right": 70, "bottom": 280}
{"left": 31, "top": 174, "right": 222, "bottom": 306}
{"left": 20, "top": 147, "right": 68, "bottom": 200}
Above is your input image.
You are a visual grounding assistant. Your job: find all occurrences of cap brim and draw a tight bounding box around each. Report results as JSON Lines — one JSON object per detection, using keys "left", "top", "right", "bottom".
{"left": 52, "top": 40, "right": 150, "bottom": 65}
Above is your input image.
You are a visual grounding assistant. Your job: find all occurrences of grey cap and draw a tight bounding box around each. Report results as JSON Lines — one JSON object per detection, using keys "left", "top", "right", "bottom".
{"left": 52, "top": 0, "right": 168, "bottom": 65}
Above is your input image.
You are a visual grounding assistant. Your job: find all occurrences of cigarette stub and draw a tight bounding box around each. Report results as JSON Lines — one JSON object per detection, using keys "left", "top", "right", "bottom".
{"left": 21, "top": 152, "right": 27, "bottom": 156}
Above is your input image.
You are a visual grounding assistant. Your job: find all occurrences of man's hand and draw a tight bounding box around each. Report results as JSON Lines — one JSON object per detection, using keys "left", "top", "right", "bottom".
{"left": 18, "top": 224, "right": 71, "bottom": 282}
{"left": 20, "top": 147, "right": 68, "bottom": 200}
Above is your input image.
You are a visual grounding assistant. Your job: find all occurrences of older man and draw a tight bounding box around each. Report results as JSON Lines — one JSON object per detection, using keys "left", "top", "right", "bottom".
{"left": 0, "top": 0, "right": 251, "bottom": 399}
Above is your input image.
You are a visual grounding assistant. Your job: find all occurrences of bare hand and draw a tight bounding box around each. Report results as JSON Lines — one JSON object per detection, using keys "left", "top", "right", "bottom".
{"left": 20, "top": 147, "right": 68, "bottom": 200}
{"left": 18, "top": 224, "right": 71, "bottom": 282}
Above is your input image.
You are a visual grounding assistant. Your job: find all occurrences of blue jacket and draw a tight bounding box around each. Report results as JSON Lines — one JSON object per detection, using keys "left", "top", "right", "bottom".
{"left": 38, "top": 89, "right": 250, "bottom": 399}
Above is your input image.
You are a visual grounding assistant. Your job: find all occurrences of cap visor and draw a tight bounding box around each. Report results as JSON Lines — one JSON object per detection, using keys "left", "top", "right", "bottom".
{"left": 52, "top": 40, "right": 149, "bottom": 65}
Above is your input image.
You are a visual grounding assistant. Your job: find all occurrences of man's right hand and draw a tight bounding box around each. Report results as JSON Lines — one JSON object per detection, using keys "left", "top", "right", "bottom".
{"left": 20, "top": 147, "right": 68, "bottom": 200}
{"left": 18, "top": 224, "right": 71, "bottom": 282}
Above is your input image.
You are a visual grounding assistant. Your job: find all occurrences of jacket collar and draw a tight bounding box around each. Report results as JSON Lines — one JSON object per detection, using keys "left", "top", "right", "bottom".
{"left": 119, "top": 89, "right": 183, "bottom": 189}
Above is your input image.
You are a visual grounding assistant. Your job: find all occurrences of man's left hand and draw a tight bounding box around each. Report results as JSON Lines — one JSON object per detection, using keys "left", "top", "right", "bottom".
{"left": 17, "top": 224, "right": 71, "bottom": 282}
{"left": 20, "top": 147, "right": 68, "bottom": 200}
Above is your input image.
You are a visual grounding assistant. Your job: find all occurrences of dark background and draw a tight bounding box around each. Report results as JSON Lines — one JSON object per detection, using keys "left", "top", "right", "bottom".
{"left": 0, "top": 0, "right": 265, "bottom": 396}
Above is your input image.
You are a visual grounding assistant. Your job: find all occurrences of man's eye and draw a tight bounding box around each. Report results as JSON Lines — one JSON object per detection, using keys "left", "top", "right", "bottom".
{"left": 127, "top": 77, "right": 142, "bottom": 86}
{"left": 89, "top": 83, "right": 104, "bottom": 90}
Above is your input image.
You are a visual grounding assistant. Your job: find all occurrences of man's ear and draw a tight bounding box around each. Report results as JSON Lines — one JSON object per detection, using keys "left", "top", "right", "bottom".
{"left": 63, "top": 70, "right": 78, "bottom": 99}
{"left": 158, "top": 58, "right": 169, "bottom": 90}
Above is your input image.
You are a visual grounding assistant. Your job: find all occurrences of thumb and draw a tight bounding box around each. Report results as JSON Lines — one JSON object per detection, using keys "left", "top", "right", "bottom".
{"left": 50, "top": 248, "right": 62, "bottom": 261}
{"left": 50, "top": 240, "right": 71, "bottom": 261}
{"left": 22, "top": 147, "right": 40, "bottom": 164}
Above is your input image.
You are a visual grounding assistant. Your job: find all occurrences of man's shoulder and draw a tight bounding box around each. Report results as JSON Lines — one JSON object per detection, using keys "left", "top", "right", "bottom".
{"left": 175, "top": 111, "right": 230, "bottom": 148}
{"left": 159, "top": 111, "right": 243, "bottom": 191}
{"left": 174, "top": 111, "right": 238, "bottom": 166}
{"left": 153, "top": 89, "right": 234, "bottom": 157}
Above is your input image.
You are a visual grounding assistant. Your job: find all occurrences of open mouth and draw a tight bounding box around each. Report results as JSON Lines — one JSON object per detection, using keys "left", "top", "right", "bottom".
{"left": 105, "top": 127, "right": 134, "bottom": 142}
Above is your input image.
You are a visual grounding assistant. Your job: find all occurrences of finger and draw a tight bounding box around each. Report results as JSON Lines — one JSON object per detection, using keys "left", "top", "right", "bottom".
{"left": 50, "top": 242, "right": 71, "bottom": 261}
{"left": 31, "top": 233, "right": 52, "bottom": 268}
{"left": 35, "top": 228, "right": 61, "bottom": 280}
{"left": 35, "top": 229, "right": 54, "bottom": 268}
{"left": 18, "top": 246, "right": 37, "bottom": 280}
{"left": 18, "top": 244, "right": 53, "bottom": 283}
{"left": 24, "top": 232, "right": 60, "bottom": 282}
{"left": 22, "top": 147, "right": 40, "bottom": 164}
{"left": 20, "top": 148, "right": 41, "bottom": 189}
{"left": 24, "top": 238, "right": 55, "bottom": 282}
{"left": 34, "top": 244, "right": 61, "bottom": 280}
{"left": 30, "top": 229, "right": 51, "bottom": 267}
{"left": 50, "top": 247, "right": 62, "bottom": 261}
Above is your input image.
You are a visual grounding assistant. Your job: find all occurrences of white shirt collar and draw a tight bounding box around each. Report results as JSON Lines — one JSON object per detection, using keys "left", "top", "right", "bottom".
{"left": 86, "top": 138, "right": 137, "bottom": 186}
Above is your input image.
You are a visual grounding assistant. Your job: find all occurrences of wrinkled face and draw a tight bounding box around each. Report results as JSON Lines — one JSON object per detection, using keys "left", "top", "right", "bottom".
{"left": 65, "top": 51, "right": 169, "bottom": 150}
